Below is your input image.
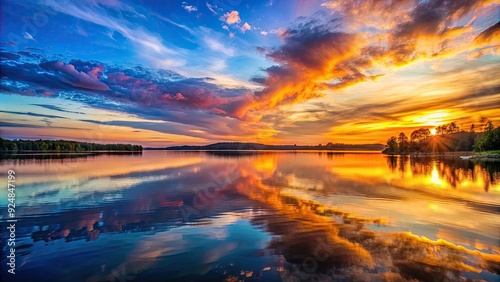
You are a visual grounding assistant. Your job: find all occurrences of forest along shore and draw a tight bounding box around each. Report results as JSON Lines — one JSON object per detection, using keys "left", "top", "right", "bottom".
{"left": 383, "top": 123, "right": 500, "bottom": 159}
{"left": 384, "top": 151, "right": 500, "bottom": 160}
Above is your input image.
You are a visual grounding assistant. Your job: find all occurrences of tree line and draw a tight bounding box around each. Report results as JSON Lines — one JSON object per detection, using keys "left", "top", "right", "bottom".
{"left": 0, "top": 138, "right": 143, "bottom": 152}
{"left": 474, "top": 126, "right": 500, "bottom": 151}
{"left": 433, "top": 118, "right": 494, "bottom": 135}
{"left": 384, "top": 119, "right": 498, "bottom": 154}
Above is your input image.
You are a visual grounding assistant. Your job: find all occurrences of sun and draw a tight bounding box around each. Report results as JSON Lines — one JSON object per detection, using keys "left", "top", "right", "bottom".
{"left": 430, "top": 128, "right": 437, "bottom": 135}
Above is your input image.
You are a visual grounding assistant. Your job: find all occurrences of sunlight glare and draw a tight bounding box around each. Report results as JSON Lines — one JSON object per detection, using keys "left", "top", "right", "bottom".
{"left": 414, "top": 111, "right": 450, "bottom": 126}
{"left": 430, "top": 164, "right": 444, "bottom": 186}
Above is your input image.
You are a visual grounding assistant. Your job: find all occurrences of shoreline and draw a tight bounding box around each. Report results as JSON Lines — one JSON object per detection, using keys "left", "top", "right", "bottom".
{"left": 382, "top": 151, "right": 500, "bottom": 160}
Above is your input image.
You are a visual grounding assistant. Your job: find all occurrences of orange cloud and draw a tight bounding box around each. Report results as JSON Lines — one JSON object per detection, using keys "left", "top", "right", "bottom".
{"left": 221, "top": 10, "right": 240, "bottom": 25}
{"left": 473, "top": 21, "right": 500, "bottom": 45}
{"left": 240, "top": 22, "right": 251, "bottom": 33}
{"left": 235, "top": 29, "right": 365, "bottom": 120}
{"left": 236, "top": 0, "right": 498, "bottom": 121}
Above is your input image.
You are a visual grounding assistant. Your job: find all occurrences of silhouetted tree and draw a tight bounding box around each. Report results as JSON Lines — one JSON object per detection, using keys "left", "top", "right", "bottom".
{"left": 410, "top": 130, "right": 420, "bottom": 143}
{"left": 397, "top": 132, "right": 410, "bottom": 153}
{"left": 410, "top": 128, "right": 431, "bottom": 143}
{"left": 436, "top": 125, "right": 446, "bottom": 135}
{"left": 386, "top": 136, "right": 398, "bottom": 153}
{"left": 409, "top": 128, "right": 431, "bottom": 152}
{"left": 485, "top": 120, "right": 494, "bottom": 132}
{"left": 447, "top": 122, "right": 459, "bottom": 134}
{"left": 480, "top": 117, "right": 488, "bottom": 131}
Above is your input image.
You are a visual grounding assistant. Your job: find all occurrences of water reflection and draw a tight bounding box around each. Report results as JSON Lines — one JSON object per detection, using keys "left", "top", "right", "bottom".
{"left": 389, "top": 156, "right": 500, "bottom": 192}
{"left": 235, "top": 174, "right": 499, "bottom": 281}
{"left": 0, "top": 151, "right": 142, "bottom": 160}
{"left": 387, "top": 155, "right": 398, "bottom": 172}
{"left": 0, "top": 151, "right": 498, "bottom": 281}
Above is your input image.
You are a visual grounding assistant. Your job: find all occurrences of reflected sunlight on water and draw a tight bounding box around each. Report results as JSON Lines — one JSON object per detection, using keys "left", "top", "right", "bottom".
{"left": 0, "top": 151, "right": 499, "bottom": 281}
{"left": 430, "top": 164, "right": 445, "bottom": 186}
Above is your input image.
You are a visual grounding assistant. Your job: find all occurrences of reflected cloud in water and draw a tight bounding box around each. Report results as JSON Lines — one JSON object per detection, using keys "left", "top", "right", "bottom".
{"left": 0, "top": 151, "right": 498, "bottom": 281}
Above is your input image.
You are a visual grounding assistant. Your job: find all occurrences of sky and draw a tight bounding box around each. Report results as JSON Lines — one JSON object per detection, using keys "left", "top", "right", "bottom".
{"left": 0, "top": 0, "right": 499, "bottom": 147}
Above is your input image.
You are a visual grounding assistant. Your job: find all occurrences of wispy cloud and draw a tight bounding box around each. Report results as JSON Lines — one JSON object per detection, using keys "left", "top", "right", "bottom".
{"left": 182, "top": 2, "right": 197, "bottom": 13}
{"left": 154, "top": 14, "right": 194, "bottom": 33}
{"left": 0, "top": 110, "right": 68, "bottom": 119}
{"left": 23, "top": 32, "right": 35, "bottom": 41}
{"left": 206, "top": 2, "right": 219, "bottom": 15}
{"left": 31, "top": 104, "right": 85, "bottom": 114}
{"left": 42, "top": 0, "right": 181, "bottom": 62}
{"left": 203, "top": 35, "right": 235, "bottom": 56}
{"left": 0, "top": 121, "right": 78, "bottom": 130}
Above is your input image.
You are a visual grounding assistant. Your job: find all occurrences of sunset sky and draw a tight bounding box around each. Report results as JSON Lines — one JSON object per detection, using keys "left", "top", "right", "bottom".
{"left": 1, "top": 0, "right": 499, "bottom": 147}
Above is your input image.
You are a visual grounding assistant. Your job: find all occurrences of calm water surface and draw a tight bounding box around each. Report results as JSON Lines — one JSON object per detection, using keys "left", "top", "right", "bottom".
{"left": 1, "top": 151, "right": 499, "bottom": 281}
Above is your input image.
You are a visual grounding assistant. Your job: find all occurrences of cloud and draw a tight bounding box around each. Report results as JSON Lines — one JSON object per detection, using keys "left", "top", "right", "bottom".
{"left": 31, "top": 104, "right": 85, "bottom": 114}
{"left": 0, "top": 51, "right": 250, "bottom": 122}
{"left": 0, "top": 110, "right": 68, "bottom": 119}
{"left": 259, "top": 28, "right": 286, "bottom": 37}
{"left": 221, "top": 10, "right": 240, "bottom": 25}
{"left": 240, "top": 22, "right": 251, "bottom": 33}
{"left": 322, "top": 0, "right": 497, "bottom": 66}
{"left": 234, "top": 1, "right": 498, "bottom": 120}
{"left": 75, "top": 24, "right": 88, "bottom": 37}
{"left": 23, "top": 32, "right": 35, "bottom": 41}
{"left": 41, "top": 118, "right": 53, "bottom": 126}
{"left": 473, "top": 21, "right": 500, "bottom": 45}
{"left": 203, "top": 35, "right": 235, "bottom": 56}
{"left": 206, "top": 2, "right": 219, "bottom": 15}
{"left": 234, "top": 16, "right": 364, "bottom": 119}
{"left": 0, "top": 52, "right": 21, "bottom": 60}
{"left": 40, "top": 61, "right": 110, "bottom": 91}
{"left": 263, "top": 60, "right": 500, "bottom": 143}
{"left": 42, "top": 0, "right": 178, "bottom": 58}
{"left": 103, "top": 71, "right": 247, "bottom": 112}
{"left": 79, "top": 119, "right": 205, "bottom": 140}
{"left": 0, "top": 121, "right": 77, "bottom": 130}
{"left": 182, "top": 2, "right": 197, "bottom": 13}
{"left": 0, "top": 51, "right": 275, "bottom": 142}
{"left": 1, "top": 1, "right": 497, "bottom": 144}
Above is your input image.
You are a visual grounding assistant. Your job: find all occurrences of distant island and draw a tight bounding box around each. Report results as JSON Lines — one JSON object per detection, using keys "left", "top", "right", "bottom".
{"left": 0, "top": 138, "right": 143, "bottom": 152}
{"left": 147, "top": 142, "right": 385, "bottom": 151}
{"left": 382, "top": 118, "right": 499, "bottom": 156}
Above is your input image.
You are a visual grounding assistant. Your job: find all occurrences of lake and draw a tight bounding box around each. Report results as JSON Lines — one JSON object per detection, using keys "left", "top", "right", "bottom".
{"left": 1, "top": 151, "right": 499, "bottom": 281}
